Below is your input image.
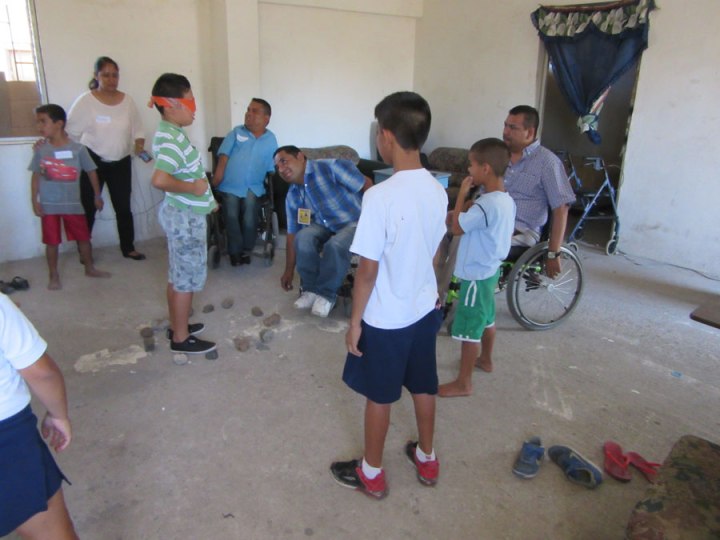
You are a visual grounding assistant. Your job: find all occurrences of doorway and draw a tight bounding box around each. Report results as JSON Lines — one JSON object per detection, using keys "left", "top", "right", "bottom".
{"left": 539, "top": 57, "right": 640, "bottom": 250}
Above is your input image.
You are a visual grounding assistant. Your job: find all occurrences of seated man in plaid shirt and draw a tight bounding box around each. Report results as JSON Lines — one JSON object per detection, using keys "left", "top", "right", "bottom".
{"left": 502, "top": 105, "right": 576, "bottom": 278}
{"left": 274, "top": 145, "right": 373, "bottom": 317}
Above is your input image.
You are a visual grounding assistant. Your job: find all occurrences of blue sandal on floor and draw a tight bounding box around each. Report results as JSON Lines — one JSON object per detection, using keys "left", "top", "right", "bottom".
{"left": 548, "top": 445, "right": 603, "bottom": 489}
{"left": 512, "top": 436, "right": 545, "bottom": 478}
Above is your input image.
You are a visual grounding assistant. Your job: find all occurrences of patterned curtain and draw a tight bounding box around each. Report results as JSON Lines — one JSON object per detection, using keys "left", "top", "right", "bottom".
{"left": 531, "top": 0, "right": 656, "bottom": 144}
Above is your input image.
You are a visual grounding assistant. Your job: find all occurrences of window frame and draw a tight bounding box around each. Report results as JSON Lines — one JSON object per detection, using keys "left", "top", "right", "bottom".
{"left": 0, "top": 0, "right": 48, "bottom": 143}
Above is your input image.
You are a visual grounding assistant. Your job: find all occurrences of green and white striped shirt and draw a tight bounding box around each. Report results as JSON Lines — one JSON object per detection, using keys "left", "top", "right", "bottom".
{"left": 152, "top": 120, "right": 217, "bottom": 214}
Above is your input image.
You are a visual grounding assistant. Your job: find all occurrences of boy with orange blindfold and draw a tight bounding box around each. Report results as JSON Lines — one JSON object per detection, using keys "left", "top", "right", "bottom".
{"left": 150, "top": 73, "right": 217, "bottom": 355}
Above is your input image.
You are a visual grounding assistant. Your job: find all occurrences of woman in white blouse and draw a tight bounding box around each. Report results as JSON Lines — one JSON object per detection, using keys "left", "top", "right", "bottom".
{"left": 67, "top": 56, "right": 146, "bottom": 260}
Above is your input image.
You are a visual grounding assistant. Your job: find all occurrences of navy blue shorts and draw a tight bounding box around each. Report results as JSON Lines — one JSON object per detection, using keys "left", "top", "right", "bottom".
{"left": 0, "top": 405, "right": 68, "bottom": 536}
{"left": 342, "top": 307, "right": 444, "bottom": 404}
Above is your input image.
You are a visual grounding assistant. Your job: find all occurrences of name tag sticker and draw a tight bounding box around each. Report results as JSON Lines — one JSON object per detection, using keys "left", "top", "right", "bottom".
{"left": 54, "top": 150, "right": 73, "bottom": 159}
{"left": 298, "top": 208, "right": 311, "bottom": 226}
{"left": 96, "top": 115, "right": 111, "bottom": 124}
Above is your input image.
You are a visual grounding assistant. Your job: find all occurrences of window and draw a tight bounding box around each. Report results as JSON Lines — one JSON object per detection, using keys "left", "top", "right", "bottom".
{"left": 0, "top": 0, "right": 46, "bottom": 138}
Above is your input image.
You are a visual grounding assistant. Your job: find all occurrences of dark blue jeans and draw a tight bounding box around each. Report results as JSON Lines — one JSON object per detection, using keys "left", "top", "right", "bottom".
{"left": 222, "top": 191, "right": 259, "bottom": 256}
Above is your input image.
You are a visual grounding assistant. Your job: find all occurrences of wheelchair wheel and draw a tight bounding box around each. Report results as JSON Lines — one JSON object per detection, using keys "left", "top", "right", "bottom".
{"left": 605, "top": 239, "right": 617, "bottom": 256}
{"left": 505, "top": 242, "right": 584, "bottom": 330}
{"left": 263, "top": 242, "right": 274, "bottom": 267}
{"left": 206, "top": 211, "right": 223, "bottom": 269}
{"left": 208, "top": 244, "right": 221, "bottom": 269}
{"left": 496, "top": 262, "right": 512, "bottom": 293}
{"left": 271, "top": 212, "right": 279, "bottom": 240}
{"left": 343, "top": 296, "right": 353, "bottom": 317}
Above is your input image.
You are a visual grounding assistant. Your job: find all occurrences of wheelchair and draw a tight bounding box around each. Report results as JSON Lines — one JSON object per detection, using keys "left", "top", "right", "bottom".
{"left": 336, "top": 254, "right": 359, "bottom": 317}
{"left": 496, "top": 241, "right": 584, "bottom": 330}
{"left": 206, "top": 137, "right": 278, "bottom": 268}
{"left": 440, "top": 230, "right": 584, "bottom": 331}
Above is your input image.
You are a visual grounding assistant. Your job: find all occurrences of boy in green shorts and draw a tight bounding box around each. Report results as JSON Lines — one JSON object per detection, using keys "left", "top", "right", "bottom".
{"left": 150, "top": 73, "right": 217, "bottom": 354}
{"left": 438, "top": 138, "right": 516, "bottom": 397}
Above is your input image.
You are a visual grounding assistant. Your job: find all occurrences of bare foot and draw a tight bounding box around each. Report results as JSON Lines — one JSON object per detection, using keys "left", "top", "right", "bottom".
{"left": 48, "top": 275, "right": 62, "bottom": 290}
{"left": 85, "top": 268, "right": 111, "bottom": 278}
{"left": 438, "top": 380, "right": 472, "bottom": 398}
{"left": 475, "top": 357, "right": 493, "bottom": 373}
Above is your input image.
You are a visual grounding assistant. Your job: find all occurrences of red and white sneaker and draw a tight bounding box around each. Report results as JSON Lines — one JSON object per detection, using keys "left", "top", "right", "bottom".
{"left": 405, "top": 441, "right": 439, "bottom": 486}
{"left": 330, "top": 458, "right": 388, "bottom": 499}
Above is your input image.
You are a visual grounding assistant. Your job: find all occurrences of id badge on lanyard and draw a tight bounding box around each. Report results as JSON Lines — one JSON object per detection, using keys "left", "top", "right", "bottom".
{"left": 298, "top": 208, "right": 311, "bottom": 226}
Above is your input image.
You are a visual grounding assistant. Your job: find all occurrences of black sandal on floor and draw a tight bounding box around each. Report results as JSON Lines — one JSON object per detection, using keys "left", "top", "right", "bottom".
{"left": 0, "top": 281, "right": 15, "bottom": 294}
{"left": 10, "top": 276, "right": 30, "bottom": 290}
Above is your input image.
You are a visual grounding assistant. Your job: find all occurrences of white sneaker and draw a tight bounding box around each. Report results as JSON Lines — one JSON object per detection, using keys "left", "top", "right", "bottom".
{"left": 311, "top": 296, "right": 335, "bottom": 317}
{"left": 294, "top": 291, "right": 318, "bottom": 309}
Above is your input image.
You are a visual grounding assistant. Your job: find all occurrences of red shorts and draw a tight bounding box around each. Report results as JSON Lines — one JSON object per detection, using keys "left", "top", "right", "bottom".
{"left": 41, "top": 214, "right": 90, "bottom": 245}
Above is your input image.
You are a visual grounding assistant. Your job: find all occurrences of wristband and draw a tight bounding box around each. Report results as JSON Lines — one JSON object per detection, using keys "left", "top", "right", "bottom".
{"left": 94, "top": 195, "right": 103, "bottom": 200}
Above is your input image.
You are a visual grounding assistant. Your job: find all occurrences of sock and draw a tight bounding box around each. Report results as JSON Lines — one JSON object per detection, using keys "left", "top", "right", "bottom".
{"left": 361, "top": 458, "right": 382, "bottom": 480}
{"left": 416, "top": 445, "right": 436, "bottom": 463}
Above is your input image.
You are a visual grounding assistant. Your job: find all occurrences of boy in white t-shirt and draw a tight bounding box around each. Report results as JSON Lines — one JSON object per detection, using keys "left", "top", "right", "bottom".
{"left": 438, "top": 138, "right": 516, "bottom": 397}
{"left": 0, "top": 294, "right": 78, "bottom": 538}
{"left": 330, "top": 92, "right": 448, "bottom": 499}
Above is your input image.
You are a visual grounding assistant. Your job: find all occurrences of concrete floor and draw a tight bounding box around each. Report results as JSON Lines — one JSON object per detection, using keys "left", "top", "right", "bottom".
{"left": 3, "top": 229, "right": 719, "bottom": 540}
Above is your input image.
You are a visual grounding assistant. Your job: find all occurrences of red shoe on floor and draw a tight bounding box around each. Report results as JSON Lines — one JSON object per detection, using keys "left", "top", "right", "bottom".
{"left": 626, "top": 451, "right": 662, "bottom": 483}
{"left": 330, "top": 458, "right": 388, "bottom": 499}
{"left": 603, "top": 441, "right": 632, "bottom": 482}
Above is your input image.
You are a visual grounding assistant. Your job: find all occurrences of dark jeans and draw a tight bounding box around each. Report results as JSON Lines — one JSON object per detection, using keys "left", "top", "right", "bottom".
{"left": 80, "top": 149, "right": 136, "bottom": 255}
{"left": 221, "top": 191, "right": 259, "bottom": 256}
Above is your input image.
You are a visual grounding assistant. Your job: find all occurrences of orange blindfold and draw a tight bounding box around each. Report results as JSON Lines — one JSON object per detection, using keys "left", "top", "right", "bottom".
{"left": 148, "top": 96, "right": 196, "bottom": 113}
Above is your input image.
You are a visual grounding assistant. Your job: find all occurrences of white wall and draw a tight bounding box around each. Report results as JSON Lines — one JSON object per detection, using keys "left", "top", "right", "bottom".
{"left": 414, "top": 0, "right": 720, "bottom": 276}
{"left": 3, "top": 0, "right": 718, "bottom": 275}
{"left": 617, "top": 0, "right": 720, "bottom": 276}
{"left": 0, "top": 0, "right": 214, "bottom": 262}
{"left": 0, "top": 0, "right": 419, "bottom": 262}
{"left": 414, "top": 0, "right": 544, "bottom": 151}
{"left": 0, "top": 144, "right": 40, "bottom": 257}
{"left": 258, "top": 2, "right": 416, "bottom": 156}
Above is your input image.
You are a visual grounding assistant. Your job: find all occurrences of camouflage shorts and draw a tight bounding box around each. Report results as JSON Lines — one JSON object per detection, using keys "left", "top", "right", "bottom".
{"left": 159, "top": 201, "right": 208, "bottom": 293}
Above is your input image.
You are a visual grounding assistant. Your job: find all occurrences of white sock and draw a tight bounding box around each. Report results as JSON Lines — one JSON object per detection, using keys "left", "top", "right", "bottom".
{"left": 416, "top": 445, "right": 436, "bottom": 463}
{"left": 361, "top": 458, "right": 382, "bottom": 479}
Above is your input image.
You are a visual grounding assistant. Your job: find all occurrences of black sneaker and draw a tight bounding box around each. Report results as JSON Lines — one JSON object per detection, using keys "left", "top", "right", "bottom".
{"left": 170, "top": 335, "right": 216, "bottom": 354}
{"left": 240, "top": 254, "right": 251, "bottom": 265}
{"left": 166, "top": 323, "right": 205, "bottom": 341}
{"left": 330, "top": 459, "right": 388, "bottom": 499}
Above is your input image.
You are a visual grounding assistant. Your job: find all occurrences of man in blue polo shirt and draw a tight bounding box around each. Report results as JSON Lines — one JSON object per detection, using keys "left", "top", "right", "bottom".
{"left": 212, "top": 98, "right": 278, "bottom": 266}
{"left": 275, "top": 145, "right": 372, "bottom": 317}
